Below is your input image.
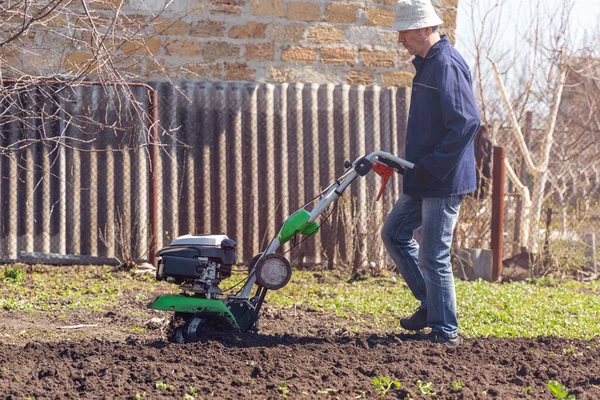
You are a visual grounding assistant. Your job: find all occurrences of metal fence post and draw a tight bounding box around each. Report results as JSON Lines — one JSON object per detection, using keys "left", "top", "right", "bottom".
{"left": 491, "top": 146, "right": 506, "bottom": 281}
{"left": 149, "top": 88, "right": 159, "bottom": 266}
{"left": 584, "top": 233, "right": 597, "bottom": 273}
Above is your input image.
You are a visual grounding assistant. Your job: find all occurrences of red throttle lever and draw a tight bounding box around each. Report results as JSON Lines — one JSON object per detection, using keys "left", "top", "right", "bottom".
{"left": 372, "top": 162, "right": 394, "bottom": 201}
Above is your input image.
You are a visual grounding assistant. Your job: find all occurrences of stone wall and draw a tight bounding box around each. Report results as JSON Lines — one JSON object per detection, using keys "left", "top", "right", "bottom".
{"left": 1, "top": 0, "right": 458, "bottom": 85}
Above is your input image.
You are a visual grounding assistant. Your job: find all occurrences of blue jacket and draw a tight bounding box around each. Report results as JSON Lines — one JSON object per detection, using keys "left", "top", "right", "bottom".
{"left": 403, "top": 35, "right": 480, "bottom": 198}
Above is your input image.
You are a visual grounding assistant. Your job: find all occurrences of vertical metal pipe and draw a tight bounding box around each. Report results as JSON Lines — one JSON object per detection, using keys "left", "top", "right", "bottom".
{"left": 397, "top": 87, "right": 410, "bottom": 197}
{"left": 278, "top": 83, "right": 290, "bottom": 256}
{"left": 71, "top": 149, "right": 81, "bottom": 254}
{"left": 149, "top": 87, "right": 159, "bottom": 265}
{"left": 66, "top": 87, "right": 81, "bottom": 255}
{"left": 354, "top": 86, "right": 367, "bottom": 270}
{"left": 105, "top": 145, "right": 115, "bottom": 257}
{"left": 137, "top": 145, "right": 149, "bottom": 261}
{"left": 380, "top": 87, "right": 394, "bottom": 215}
{"left": 491, "top": 146, "right": 506, "bottom": 281}
{"left": 232, "top": 85, "right": 244, "bottom": 261}
{"left": 305, "top": 83, "right": 320, "bottom": 265}
{"left": 388, "top": 87, "right": 399, "bottom": 199}
{"left": 7, "top": 140, "right": 18, "bottom": 259}
{"left": 24, "top": 146, "right": 34, "bottom": 252}
{"left": 217, "top": 86, "right": 227, "bottom": 235}
{"left": 339, "top": 84, "right": 351, "bottom": 264}
{"left": 41, "top": 144, "right": 51, "bottom": 254}
{"left": 248, "top": 85, "right": 259, "bottom": 256}
{"left": 89, "top": 150, "right": 98, "bottom": 256}
{"left": 169, "top": 89, "right": 179, "bottom": 241}
{"left": 264, "top": 84, "right": 276, "bottom": 251}
{"left": 200, "top": 85, "right": 212, "bottom": 234}
{"left": 289, "top": 83, "right": 305, "bottom": 264}
{"left": 183, "top": 84, "right": 195, "bottom": 236}
{"left": 185, "top": 143, "right": 195, "bottom": 236}
{"left": 58, "top": 146, "right": 67, "bottom": 255}
{"left": 323, "top": 84, "right": 336, "bottom": 268}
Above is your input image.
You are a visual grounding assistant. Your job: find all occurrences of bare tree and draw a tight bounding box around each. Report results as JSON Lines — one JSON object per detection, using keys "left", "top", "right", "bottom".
{"left": 462, "top": 0, "right": 600, "bottom": 253}
{"left": 0, "top": 0, "right": 187, "bottom": 263}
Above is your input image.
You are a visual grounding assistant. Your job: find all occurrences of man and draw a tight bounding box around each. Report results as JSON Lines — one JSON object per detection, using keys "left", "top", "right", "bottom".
{"left": 381, "top": 0, "right": 480, "bottom": 346}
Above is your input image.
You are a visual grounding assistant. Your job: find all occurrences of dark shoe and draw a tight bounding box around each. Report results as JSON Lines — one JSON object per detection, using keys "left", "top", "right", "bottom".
{"left": 415, "top": 331, "right": 461, "bottom": 347}
{"left": 400, "top": 306, "right": 428, "bottom": 331}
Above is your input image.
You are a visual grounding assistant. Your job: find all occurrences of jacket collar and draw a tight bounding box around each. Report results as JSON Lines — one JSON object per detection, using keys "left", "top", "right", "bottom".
{"left": 412, "top": 35, "right": 448, "bottom": 71}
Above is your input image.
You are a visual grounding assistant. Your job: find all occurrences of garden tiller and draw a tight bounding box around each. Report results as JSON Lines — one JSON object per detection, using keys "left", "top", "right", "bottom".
{"left": 149, "top": 151, "right": 414, "bottom": 343}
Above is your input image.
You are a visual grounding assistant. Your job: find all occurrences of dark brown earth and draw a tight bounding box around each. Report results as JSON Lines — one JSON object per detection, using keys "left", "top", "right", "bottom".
{"left": 1, "top": 271, "right": 600, "bottom": 399}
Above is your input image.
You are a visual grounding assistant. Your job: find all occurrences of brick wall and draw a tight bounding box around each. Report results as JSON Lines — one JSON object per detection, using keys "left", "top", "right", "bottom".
{"left": 1, "top": 0, "right": 458, "bottom": 85}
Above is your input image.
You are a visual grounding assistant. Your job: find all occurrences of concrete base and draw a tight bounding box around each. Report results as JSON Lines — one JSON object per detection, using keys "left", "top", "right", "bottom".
{"left": 455, "top": 248, "right": 493, "bottom": 282}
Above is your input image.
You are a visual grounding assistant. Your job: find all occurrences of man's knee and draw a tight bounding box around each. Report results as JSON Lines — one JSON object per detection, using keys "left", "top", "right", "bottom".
{"left": 381, "top": 221, "right": 394, "bottom": 247}
{"left": 381, "top": 220, "right": 411, "bottom": 248}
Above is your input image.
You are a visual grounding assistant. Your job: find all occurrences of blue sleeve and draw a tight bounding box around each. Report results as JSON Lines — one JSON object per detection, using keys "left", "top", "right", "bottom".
{"left": 420, "top": 63, "right": 480, "bottom": 181}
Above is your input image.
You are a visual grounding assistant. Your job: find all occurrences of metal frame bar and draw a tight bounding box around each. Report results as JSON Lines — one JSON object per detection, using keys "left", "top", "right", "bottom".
{"left": 235, "top": 151, "right": 413, "bottom": 299}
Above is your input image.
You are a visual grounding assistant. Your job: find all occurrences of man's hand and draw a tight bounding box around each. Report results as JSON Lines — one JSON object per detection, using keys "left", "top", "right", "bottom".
{"left": 414, "top": 160, "right": 437, "bottom": 183}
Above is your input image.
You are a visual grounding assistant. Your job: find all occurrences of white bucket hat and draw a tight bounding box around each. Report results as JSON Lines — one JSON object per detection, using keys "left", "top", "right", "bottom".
{"left": 391, "top": 0, "right": 443, "bottom": 31}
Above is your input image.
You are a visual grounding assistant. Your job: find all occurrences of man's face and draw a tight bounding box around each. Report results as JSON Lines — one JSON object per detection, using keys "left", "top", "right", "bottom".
{"left": 397, "top": 28, "right": 427, "bottom": 56}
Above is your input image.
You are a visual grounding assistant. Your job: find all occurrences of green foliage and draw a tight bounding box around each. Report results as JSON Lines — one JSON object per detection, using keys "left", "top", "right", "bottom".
{"left": 182, "top": 386, "right": 198, "bottom": 399}
{"left": 132, "top": 326, "right": 147, "bottom": 333}
{"left": 2, "top": 265, "right": 600, "bottom": 340}
{"left": 267, "top": 271, "right": 600, "bottom": 339}
{"left": 416, "top": 380, "right": 435, "bottom": 396}
{"left": 0, "top": 265, "right": 171, "bottom": 312}
{"left": 373, "top": 376, "right": 401, "bottom": 397}
{"left": 155, "top": 381, "right": 174, "bottom": 391}
{"left": 451, "top": 381, "right": 464, "bottom": 389}
{"left": 278, "top": 382, "right": 288, "bottom": 397}
{"left": 3, "top": 267, "right": 24, "bottom": 284}
{"left": 0, "top": 296, "right": 24, "bottom": 311}
{"left": 547, "top": 380, "right": 576, "bottom": 399}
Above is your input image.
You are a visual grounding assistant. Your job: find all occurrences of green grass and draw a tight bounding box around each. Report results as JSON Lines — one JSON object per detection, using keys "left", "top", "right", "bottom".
{"left": 1, "top": 264, "right": 599, "bottom": 339}
{"left": 268, "top": 271, "right": 600, "bottom": 339}
{"left": 0, "top": 264, "right": 170, "bottom": 312}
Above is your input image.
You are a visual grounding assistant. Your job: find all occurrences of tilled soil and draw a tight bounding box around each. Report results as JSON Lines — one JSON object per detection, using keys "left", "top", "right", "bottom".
{"left": 1, "top": 304, "right": 600, "bottom": 400}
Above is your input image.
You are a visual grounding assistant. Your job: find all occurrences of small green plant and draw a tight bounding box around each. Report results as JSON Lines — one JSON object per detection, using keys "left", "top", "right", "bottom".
{"left": 547, "top": 381, "right": 575, "bottom": 399}
{"left": 135, "top": 293, "right": 147, "bottom": 301}
{"left": 132, "top": 326, "right": 147, "bottom": 333}
{"left": 155, "top": 381, "right": 174, "bottom": 391}
{"left": 278, "top": 382, "right": 288, "bottom": 397}
{"left": 451, "top": 380, "right": 464, "bottom": 389}
{"left": 182, "top": 386, "right": 198, "bottom": 399}
{"left": 525, "top": 386, "right": 533, "bottom": 393}
{"left": 416, "top": 380, "right": 435, "bottom": 396}
{"left": 373, "top": 376, "right": 401, "bottom": 397}
{"left": 3, "top": 267, "right": 24, "bottom": 284}
{"left": 134, "top": 393, "right": 144, "bottom": 400}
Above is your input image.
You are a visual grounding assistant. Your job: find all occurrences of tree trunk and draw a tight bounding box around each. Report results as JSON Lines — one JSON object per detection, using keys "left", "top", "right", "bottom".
{"left": 530, "top": 170, "right": 548, "bottom": 253}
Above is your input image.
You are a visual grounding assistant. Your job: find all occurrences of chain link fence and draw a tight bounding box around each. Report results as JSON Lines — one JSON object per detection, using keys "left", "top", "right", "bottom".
{"left": 496, "top": 105, "right": 600, "bottom": 277}
{"left": 152, "top": 82, "right": 410, "bottom": 270}
{"left": 457, "top": 95, "right": 600, "bottom": 279}
{"left": 0, "top": 82, "right": 152, "bottom": 265}
{"left": 2, "top": 80, "right": 597, "bottom": 276}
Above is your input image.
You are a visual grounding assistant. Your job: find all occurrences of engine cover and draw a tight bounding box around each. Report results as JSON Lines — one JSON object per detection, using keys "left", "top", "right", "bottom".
{"left": 155, "top": 234, "right": 236, "bottom": 289}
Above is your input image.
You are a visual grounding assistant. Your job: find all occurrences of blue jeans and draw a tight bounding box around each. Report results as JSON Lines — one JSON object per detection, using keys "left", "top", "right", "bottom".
{"left": 381, "top": 194, "right": 463, "bottom": 338}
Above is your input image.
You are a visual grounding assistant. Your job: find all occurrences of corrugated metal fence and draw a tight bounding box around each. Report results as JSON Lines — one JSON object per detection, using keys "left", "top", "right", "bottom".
{"left": 0, "top": 82, "right": 409, "bottom": 266}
